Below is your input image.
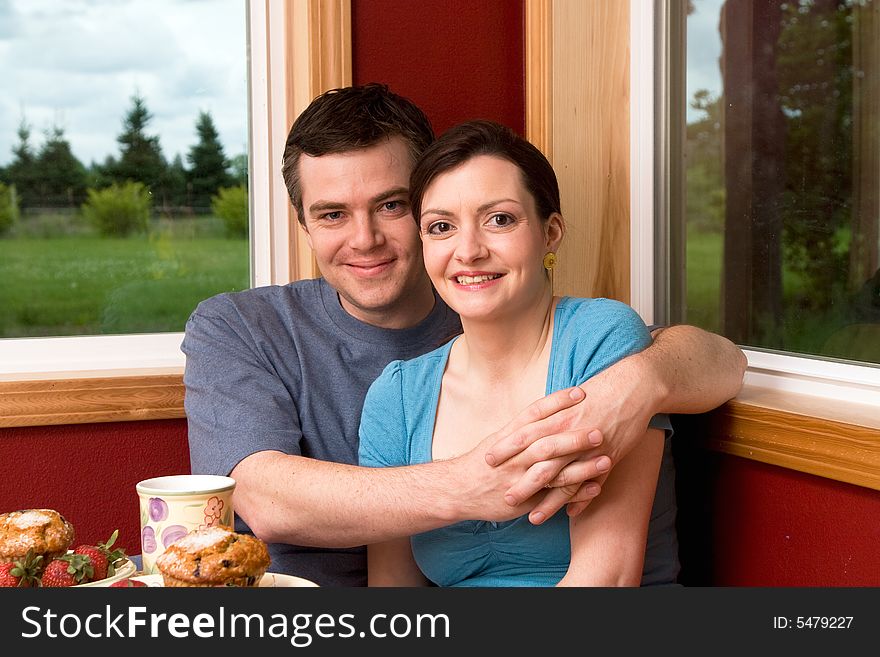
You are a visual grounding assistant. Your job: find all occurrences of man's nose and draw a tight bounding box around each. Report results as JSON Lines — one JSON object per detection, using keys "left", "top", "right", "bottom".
{"left": 347, "top": 214, "right": 385, "bottom": 250}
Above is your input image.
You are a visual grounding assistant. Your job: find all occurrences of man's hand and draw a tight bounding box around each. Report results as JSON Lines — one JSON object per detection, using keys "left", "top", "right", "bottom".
{"left": 446, "top": 386, "right": 616, "bottom": 525}
{"left": 485, "top": 355, "right": 659, "bottom": 524}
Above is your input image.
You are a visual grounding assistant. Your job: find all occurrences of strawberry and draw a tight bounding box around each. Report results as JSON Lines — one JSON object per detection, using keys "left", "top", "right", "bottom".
{"left": 72, "top": 529, "right": 126, "bottom": 582}
{"left": 0, "top": 550, "right": 43, "bottom": 587}
{"left": 109, "top": 578, "right": 147, "bottom": 588}
{"left": 41, "top": 554, "right": 93, "bottom": 587}
{"left": 73, "top": 546, "right": 108, "bottom": 581}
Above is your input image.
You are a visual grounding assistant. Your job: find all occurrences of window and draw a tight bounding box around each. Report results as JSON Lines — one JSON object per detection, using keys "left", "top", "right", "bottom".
{"left": 639, "top": 0, "right": 880, "bottom": 405}
{"left": 0, "top": 0, "right": 255, "bottom": 373}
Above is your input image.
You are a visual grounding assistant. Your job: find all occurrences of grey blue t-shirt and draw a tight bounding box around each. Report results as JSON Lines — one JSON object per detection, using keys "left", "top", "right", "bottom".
{"left": 181, "top": 277, "right": 462, "bottom": 586}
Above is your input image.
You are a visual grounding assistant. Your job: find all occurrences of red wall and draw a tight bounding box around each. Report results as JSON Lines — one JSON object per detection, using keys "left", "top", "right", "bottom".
{"left": 0, "top": 420, "right": 190, "bottom": 557}
{"left": 351, "top": 0, "right": 525, "bottom": 137}
{"left": 674, "top": 443, "right": 880, "bottom": 586}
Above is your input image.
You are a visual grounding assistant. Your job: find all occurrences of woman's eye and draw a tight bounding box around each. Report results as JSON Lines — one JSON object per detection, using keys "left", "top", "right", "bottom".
{"left": 426, "top": 221, "right": 453, "bottom": 235}
{"left": 489, "top": 213, "right": 515, "bottom": 227}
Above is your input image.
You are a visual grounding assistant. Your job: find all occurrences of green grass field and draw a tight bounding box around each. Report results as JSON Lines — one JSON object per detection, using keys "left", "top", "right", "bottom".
{"left": 1, "top": 222, "right": 870, "bottom": 362}
{"left": 685, "top": 229, "right": 723, "bottom": 333}
{"left": 0, "top": 233, "right": 248, "bottom": 337}
{"left": 683, "top": 228, "right": 869, "bottom": 358}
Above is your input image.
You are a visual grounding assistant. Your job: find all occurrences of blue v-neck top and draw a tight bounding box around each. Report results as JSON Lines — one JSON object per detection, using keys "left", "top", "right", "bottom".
{"left": 358, "top": 297, "right": 678, "bottom": 587}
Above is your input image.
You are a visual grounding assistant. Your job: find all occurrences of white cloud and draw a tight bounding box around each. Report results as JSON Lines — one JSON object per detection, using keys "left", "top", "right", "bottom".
{"left": 0, "top": 0, "right": 248, "bottom": 167}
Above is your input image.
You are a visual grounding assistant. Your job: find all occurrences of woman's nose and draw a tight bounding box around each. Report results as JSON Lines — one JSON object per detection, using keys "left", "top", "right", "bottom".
{"left": 454, "top": 227, "right": 488, "bottom": 263}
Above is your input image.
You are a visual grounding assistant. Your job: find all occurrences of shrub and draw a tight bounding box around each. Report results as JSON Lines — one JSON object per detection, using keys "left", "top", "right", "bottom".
{"left": 0, "top": 183, "right": 20, "bottom": 236}
{"left": 211, "top": 184, "right": 248, "bottom": 238}
{"left": 81, "top": 181, "right": 152, "bottom": 237}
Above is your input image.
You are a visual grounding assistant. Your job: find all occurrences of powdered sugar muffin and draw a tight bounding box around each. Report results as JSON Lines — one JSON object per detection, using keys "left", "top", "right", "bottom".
{"left": 155, "top": 527, "right": 270, "bottom": 587}
{"left": 0, "top": 509, "right": 75, "bottom": 564}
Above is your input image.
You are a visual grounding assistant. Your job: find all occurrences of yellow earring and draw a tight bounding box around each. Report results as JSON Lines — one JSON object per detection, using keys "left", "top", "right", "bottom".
{"left": 543, "top": 252, "right": 557, "bottom": 294}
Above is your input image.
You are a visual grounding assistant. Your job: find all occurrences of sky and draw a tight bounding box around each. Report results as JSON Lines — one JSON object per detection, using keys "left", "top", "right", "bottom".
{"left": 0, "top": 0, "right": 725, "bottom": 167}
{"left": 0, "top": 0, "right": 248, "bottom": 168}
{"left": 686, "top": 0, "right": 725, "bottom": 121}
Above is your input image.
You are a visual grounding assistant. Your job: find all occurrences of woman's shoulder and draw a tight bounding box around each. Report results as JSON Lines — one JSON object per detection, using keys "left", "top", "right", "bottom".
{"left": 380, "top": 337, "right": 457, "bottom": 378}
{"left": 556, "top": 296, "right": 645, "bottom": 328}
{"left": 368, "top": 338, "right": 456, "bottom": 399}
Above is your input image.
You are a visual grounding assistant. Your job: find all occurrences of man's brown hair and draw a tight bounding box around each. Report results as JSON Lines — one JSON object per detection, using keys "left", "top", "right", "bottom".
{"left": 281, "top": 83, "right": 434, "bottom": 224}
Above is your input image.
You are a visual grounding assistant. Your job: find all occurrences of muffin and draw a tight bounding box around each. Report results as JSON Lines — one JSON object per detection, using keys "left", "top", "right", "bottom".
{"left": 155, "top": 527, "right": 270, "bottom": 587}
{"left": 0, "top": 509, "right": 75, "bottom": 565}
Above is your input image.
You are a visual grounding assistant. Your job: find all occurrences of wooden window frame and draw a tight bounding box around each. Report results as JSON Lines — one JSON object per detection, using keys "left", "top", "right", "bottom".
{"left": 525, "top": 0, "right": 880, "bottom": 491}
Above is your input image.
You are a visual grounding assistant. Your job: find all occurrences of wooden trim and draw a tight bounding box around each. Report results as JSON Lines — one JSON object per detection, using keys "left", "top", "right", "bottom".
{"left": 525, "top": 0, "right": 552, "bottom": 158}
{"left": 283, "top": 0, "right": 353, "bottom": 282}
{"left": 308, "top": 0, "right": 352, "bottom": 95}
{"left": 546, "top": 0, "right": 631, "bottom": 302}
{"left": 677, "top": 387, "right": 880, "bottom": 492}
{"left": 3, "top": 376, "right": 878, "bottom": 496}
{"left": 0, "top": 372, "right": 185, "bottom": 428}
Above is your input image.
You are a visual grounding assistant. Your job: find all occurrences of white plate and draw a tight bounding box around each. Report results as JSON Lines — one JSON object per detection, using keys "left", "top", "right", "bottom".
{"left": 129, "top": 572, "right": 319, "bottom": 587}
{"left": 75, "top": 558, "right": 138, "bottom": 587}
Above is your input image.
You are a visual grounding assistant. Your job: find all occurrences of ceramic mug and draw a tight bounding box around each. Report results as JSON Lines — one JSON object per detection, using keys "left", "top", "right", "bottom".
{"left": 136, "top": 474, "right": 236, "bottom": 574}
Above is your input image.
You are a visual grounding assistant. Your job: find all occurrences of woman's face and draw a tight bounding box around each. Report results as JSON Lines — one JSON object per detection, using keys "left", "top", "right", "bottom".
{"left": 418, "top": 155, "right": 563, "bottom": 321}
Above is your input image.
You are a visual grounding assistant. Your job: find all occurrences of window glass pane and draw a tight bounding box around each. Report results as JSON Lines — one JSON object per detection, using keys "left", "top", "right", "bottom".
{"left": 0, "top": 0, "right": 249, "bottom": 338}
{"left": 675, "top": 0, "right": 880, "bottom": 366}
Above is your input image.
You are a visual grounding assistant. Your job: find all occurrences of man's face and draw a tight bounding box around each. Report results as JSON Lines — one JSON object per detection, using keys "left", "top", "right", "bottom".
{"left": 298, "top": 137, "right": 433, "bottom": 328}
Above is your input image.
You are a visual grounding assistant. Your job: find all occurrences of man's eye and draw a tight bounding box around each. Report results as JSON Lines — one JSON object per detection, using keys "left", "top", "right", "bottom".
{"left": 488, "top": 213, "right": 515, "bottom": 227}
{"left": 378, "top": 200, "right": 408, "bottom": 215}
{"left": 321, "top": 211, "right": 343, "bottom": 221}
{"left": 426, "top": 221, "right": 453, "bottom": 235}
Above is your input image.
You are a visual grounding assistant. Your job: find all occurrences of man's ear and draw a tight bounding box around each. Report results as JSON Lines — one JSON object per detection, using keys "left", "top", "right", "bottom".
{"left": 545, "top": 213, "right": 565, "bottom": 252}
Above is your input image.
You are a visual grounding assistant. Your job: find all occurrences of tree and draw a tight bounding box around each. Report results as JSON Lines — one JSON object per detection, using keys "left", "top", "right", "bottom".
{"left": 35, "top": 125, "right": 88, "bottom": 208}
{"left": 686, "top": 90, "right": 725, "bottom": 233}
{"left": 87, "top": 155, "right": 117, "bottom": 191}
{"left": 0, "top": 182, "right": 19, "bottom": 236}
{"left": 776, "top": 0, "right": 853, "bottom": 311}
{"left": 186, "top": 111, "right": 232, "bottom": 211}
{"left": 4, "top": 119, "right": 40, "bottom": 209}
{"left": 112, "top": 93, "right": 168, "bottom": 204}
{"left": 164, "top": 154, "right": 188, "bottom": 212}
{"left": 230, "top": 153, "right": 248, "bottom": 188}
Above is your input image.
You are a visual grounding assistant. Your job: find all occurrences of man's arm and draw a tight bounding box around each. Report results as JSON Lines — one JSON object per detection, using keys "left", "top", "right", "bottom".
{"left": 488, "top": 324, "right": 746, "bottom": 520}
{"left": 644, "top": 323, "right": 748, "bottom": 414}
{"left": 232, "top": 386, "right": 602, "bottom": 548}
{"left": 184, "top": 296, "right": 604, "bottom": 549}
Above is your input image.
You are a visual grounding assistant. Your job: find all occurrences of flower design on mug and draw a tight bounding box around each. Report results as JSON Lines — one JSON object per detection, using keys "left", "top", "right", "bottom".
{"left": 149, "top": 497, "right": 169, "bottom": 522}
{"left": 204, "top": 496, "right": 224, "bottom": 519}
{"left": 141, "top": 526, "right": 157, "bottom": 554}
{"left": 161, "top": 524, "right": 188, "bottom": 548}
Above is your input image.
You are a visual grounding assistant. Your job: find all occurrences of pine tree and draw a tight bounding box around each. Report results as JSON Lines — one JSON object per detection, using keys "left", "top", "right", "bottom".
{"left": 36, "top": 125, "right": 88, "bottom": 208}
{"left": 4, "top": 119, "right": 40, "bottom": 209}
{"left": 166, "top": 154, "right": 188, "bottom": 211}
{"left": 186, "top": 111, "right": 232, "bottom": 211}
{"left": 112, "top": 93, "right": 168, "bottom": 204}
{"left": 229, "top": 153, "right": 248, "bottom": 188}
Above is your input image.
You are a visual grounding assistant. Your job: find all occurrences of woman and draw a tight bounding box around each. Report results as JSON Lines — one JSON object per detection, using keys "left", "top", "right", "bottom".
{"left": 358, "top": 120, "right": 678, "bottom": 586}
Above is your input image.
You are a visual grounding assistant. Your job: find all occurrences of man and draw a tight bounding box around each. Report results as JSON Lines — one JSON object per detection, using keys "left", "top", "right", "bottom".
{"left": 182, "top": 83, "right": 746, "bottom": 586}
